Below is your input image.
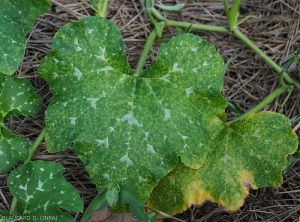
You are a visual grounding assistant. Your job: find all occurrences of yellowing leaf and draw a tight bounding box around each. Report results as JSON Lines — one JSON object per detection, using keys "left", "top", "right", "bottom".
{"left": 148, "top": 112, "right": 298, "bottom": 214}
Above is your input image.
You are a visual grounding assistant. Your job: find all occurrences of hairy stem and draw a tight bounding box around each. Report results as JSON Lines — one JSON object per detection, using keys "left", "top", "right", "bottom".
{"left": 99, "top": 0, "right": 108, "bottom": 17}
{"left": 233, "top": 29, "right": 299, "bottom": 87}
{"left": 134, "top": 29, "right": 157, "bottom": 76}
{"left": 150, "top": 7, "right": 229, "bottom": 33}
{"left": 229, "top": 87, "right": 287, "bottom": 123}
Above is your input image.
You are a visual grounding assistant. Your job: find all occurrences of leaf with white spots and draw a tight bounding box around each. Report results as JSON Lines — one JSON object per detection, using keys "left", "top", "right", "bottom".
{"left": 0, "top": 74, "right": 41, "bottom": 173}
{"left": 8, "top": 160, "right": 83, "bottom": 221}
{"left": 148, "top": 112, "right": 298, "bottom": 214}
{"left": 38, "top": 16, "right": 227, "bottom": 203}
{"left": 0, "top": 0, "right": 51, "bottom": 74}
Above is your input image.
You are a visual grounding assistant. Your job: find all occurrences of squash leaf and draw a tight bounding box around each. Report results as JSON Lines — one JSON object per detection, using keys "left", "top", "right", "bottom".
{"left": 0, "top": 74, "right": 41, "bottom": 173}
{"left": 148, "top": 112, "right": 298, "bottom": 214}
{"left": 0, "top": 0, "right": 51, "bottom": 74}
{"left": 7, "top": 160, "right": 83, "bottom": 221}
{"left": 38, "top": 16, "right": 226, "bottom": 201}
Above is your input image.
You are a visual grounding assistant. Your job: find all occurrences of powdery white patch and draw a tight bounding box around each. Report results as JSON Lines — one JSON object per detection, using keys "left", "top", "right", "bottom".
{"left": 121, "top": 112, "right": 141, "bottom": 127}
{"left": 172, "top": 63, "right": 184, "bottom": 72}
{"left": 95, "top": 138, "right": 109, "bottom": 148}
{"left": 160, "top": 74, "right": 170, "bottom": 83}
{"left": 69, "top": 117, "right": 77, "bottom": 125}
{"left": 163, "top": 109, "right": 171, "bottom": 121}
{"left": 74, "top": 68, "right": 82, "bottom": 80}
{"left": 119, "top": 154, "right": 134, "bottom": 167}
{"left": 185, "top": 87, "right": 194, "bottom": 97}
{"left": 86, "top": 98, "right": 100, "bottom": 109}
{"left": 147, "top": 144, "right": 156, "bottom": 155}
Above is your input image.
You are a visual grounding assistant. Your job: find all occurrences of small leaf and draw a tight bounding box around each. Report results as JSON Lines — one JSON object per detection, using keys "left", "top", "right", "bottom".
{"left": 280, "top": 54, "right": 300, "bottom": 72}
{"left": 227, "top": 100, "right": 243, "bottom": 116}
{"left": 155, "top": 22, "right": 165, "bottom": 38}
{"left": 0, "top": 0, "right": 51, "bottom": 74}
{"left": 81, "top": 191, "right": 108, "bottom": 222}
{"left": 0, "top": 74, "right": 41, "bottom": 173}
{"left": 155, "top": 3, "right": 185, "bottom": 12}
{"left": 106, "top": 184, "right": 120, "bottom": 207}
{"left": 8, "top": 160, "right": 83, "bottom": 221}
{"left": 148, "top": 112, "right": 298, "bottom": 214}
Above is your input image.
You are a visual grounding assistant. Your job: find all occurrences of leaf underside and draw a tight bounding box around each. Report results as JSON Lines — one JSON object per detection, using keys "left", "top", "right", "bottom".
{"left": 0, "top": 74, "right": 41, "bottom": 173}
{"left": 38, "top": 16, "right": 298, "bottom": 214}
{"left": 0, "top": 0, "right": 50, "bottom": 74}
{"left": 8, "top": 160, "right": 83, "bottom": 221}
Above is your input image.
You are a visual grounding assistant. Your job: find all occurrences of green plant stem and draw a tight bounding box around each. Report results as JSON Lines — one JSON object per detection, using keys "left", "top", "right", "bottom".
{"left": 150, "top": 7, "right": 229, "bottom": 33}
{"left": 232, "top": 29, "right": 299, "bottom": 87}
{"left": 134, "top": 29, "right": 157, "bottom": 76}
{"left": 229, "top": 87, "right": 287, "bottom": 123}
{"left": 9, "top": 129, "right": 46, "bottom": 215}
{"left": 145, "top": 205, "right": 186, "bottom": 222}
{"left": 99, "top": 0, "right": 108, "bottom": 17}
{"left": 25, "top": 129, "right": 45, "bottom": 163}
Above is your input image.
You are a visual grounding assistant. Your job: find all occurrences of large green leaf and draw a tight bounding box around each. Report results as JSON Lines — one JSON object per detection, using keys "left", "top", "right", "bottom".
{"left": 7, "top": 160, "right": 83, "bottom": 221}
{"left": 0, "top": 74, "right": 41, "bottom": 173}
{"left": 148, "top": 112, "right": 298, "bottom": 214}
{"left": 0, "top": 0, "right": 51, "bottom": 74}
{"left": 38, "top": 17, "right": 226, "bottom": 201}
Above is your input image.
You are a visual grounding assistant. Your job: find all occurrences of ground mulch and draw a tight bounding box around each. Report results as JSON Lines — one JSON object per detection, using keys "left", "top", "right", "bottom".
{"left": 0, "top": 0, "right": 299, "bottom": 221}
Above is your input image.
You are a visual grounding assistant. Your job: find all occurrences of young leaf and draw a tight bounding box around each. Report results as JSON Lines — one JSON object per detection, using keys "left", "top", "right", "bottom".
{"left": 8, "top": 160, "right": 83, "bottom": 221}
{"left": 148, "top": 112, "right": 298, "bottom": 214}
{"left": 38, "top": 16, "right": 226, "bottom": 202}
{"left": 0, "top": 0, "right": 51, "bottom": 74}
{"left": 155, "top": 3, "right": 185, "bottom": 12}
{"left": 0, "top": 74, "right": 41, "bottom": 173}
{"left": 280, "top": 53, "right": 300, "bottom": 72}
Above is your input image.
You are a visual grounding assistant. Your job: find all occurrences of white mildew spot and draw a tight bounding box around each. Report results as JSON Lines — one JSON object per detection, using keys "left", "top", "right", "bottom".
{"left": 203, "top": 60, "right": 208, "bottom": 66}
{"left": 147, "top": 144, "right": 157, "bottom": 155}
{"left": 62, "top": 35, "right": 65, "bottom": 39}
{"left": 76, "top": 46, "right": 82, "bottom": 51}
{"left": 97, "top": 66, "right": 113, "bottom": 73}
{"left": 95, "top": 54, "right": 105, "bottom": 60}
{"left": 163, "top": 109, "right": 171, "bottom": 121}
{"left": 185, "top": 87, "right": 194, "bottom": 97}
{"left": 144, "top": 132, "right": 150, "bottom": 140}
{"left": 253, "top": 129, "right": 260, "bottom": 138}
{"left": 119, "top": 74, "right": 128, "bottom": 82}
{"left": 208, "top": 85, "right": 212, "bottom": 89}
{"left": 172, "top": 63, "right": 184, "bottom": 72}
{"left": 86, "top": 98, "right": 100, "bottom": 109}
{"left": 58, "top": 201, "right": 62, "bottom": 205}
{"left": 139, "top": 176, "right": 147, "bottom": 182}
{"left": 0, "top": 150, "right": 3, "bottom": 155}
{"left": 25, "top": 195, "right": 33, "bottom": 202}
{"left": 50, "top": 173, "right": 53, "bottom": 179}
{"left": 60, "top": 191, "right": 65, "bottom": 194}
{"left": 44, "top": 200, "right": 49, "bottom": 211}
{"left": 128, "top": 102, "right": 137, "bottom": 109}
{"left": 69, "top": 117, "right": 77, "bottom": 125}
{"left": 95, "top": 138, "right": 109, "bottom": 148}
{"left": 192, "top": 67, "right": 201, "bottom": 73}
{"left": 265, "top": 140, "right": 270, "bottom": 144}
{"left": 257, "top": 155, "right": 262, "bottom": 160}
{"left": 3, "top": 54, "right": 8, "bottom": 57}
{"left": 53, "top": 72, "right": 59, "bottom": 79}
{"left": 121, "top": 112, "right": 141, "bottom": 127}
{"left": 119, "top": 154, "right": 134, "bottom": 167}
{"left": 199, "top": 143, "right": 204, "bottom": 147}
{"left": 63, "top": 102, "right": 68, "bottom": 107}
{"left": 250, "top": 149, "right": 254, "bottom": 156}
{"left": 100, "top": 46, "right": 106, "bottom": 54}
{"left": 37, "top": 180, "right": 44, "bottom": 191}
{"left": 74, "top": 39, "right": 79, "bottom": 45}
{"left": 109, "top": 127, "right": 115, "bottom": 132}
{"left": 54, "top": 58, "right": 59, "bottom": 63}
{"left": 191, "top": 47, "right": 198, "bottom": 52}
{"left": 19, "top": 184, "right": 27, "bottom": 191}
{"left": 40, "top": 168, "right": 45, "bottom": 171}
{"left": 273, "top": 125, "right": 279, "bottom": 129}
{"left": 103, "top": 174, "right": 110, "bottom": 179}
{"left": 12, "top": 39, "right": 16, "bottom": 44}
{"left": 74, "top": 68, "right": 83, "bottom": 80}
{"left": 158, "top": 99, "right": 163, "bottom": 105}
{"left": 178, "top": 133, "right": 189, "bottom": 140}
{"left": 160, "top": 74, "right": 170, "bottom": 83}
{"left": 221, "top": 154, "right": 231, "bottom": 163}
{"left": 225, "top": 178, "right": 230, "bottom": 184}
{"left": 265, "top": 170, "right": 269, "bottom": 174}
{"left": 87, "top": 28, "right": 93, "bottom": 33}
{"left": 112, "top": 166, "right": 116, "bottom": 169}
